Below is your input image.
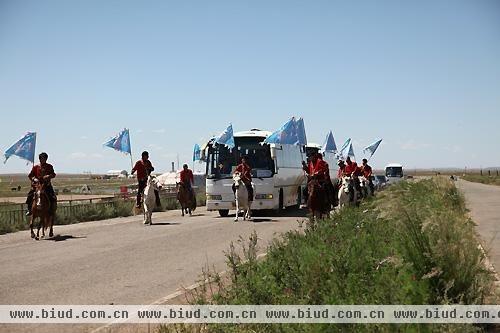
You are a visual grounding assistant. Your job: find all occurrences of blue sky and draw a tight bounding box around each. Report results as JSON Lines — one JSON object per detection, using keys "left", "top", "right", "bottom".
{"left": 1, "top": 0, "right": 499, "bottom": 174}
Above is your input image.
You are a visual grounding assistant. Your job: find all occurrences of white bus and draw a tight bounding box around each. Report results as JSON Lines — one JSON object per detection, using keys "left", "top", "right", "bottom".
{"left": 205, "top": 129, "right": 307, "bottom": 217}
{"left": 385, "top": 163, "right": 404, "bottom": 184}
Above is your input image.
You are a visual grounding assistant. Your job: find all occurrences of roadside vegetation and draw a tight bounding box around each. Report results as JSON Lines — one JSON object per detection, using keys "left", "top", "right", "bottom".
{"left": 159, "top": 178, "right": 495, "bottom": 333}
{"left": 462, "top": 174, "right": 500, "bottom": 187}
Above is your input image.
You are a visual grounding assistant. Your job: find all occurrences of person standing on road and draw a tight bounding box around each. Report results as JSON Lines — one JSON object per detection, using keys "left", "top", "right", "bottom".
{"left": 131, "top": 151, "right": 161, "bottom": 208}
{"left": 361, "top": 158, "right": 375, "bottom": 195}
{"left": 26, "top": 152, "right": 57, "bottom": 216}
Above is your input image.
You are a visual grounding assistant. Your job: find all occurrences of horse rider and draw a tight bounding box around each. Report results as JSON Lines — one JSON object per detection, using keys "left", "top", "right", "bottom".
{"left": 302, "top": 153, "right": 335, "bottom": 206}
{"left": 233, "top": 155, "right": 254, "bottom": 202}
{"left": 131, "top": 151, "right": 161, "bottom": 209}
{"left": 336, "top": 159, "right": 346, "bottom": 189}
{"left": 337, "top": 159, "right": 346, "bottom": 178}
{"left": 26, "top": 152, "right": 57, "bottom": 216}
{"left": 360, "top": 158, "right": 375, "bottom": 195}
{"left": 345, "top": 156, "right": 363, "bottom": 201}
{"left": 179, "top": 163, "right": 196, "bottom": 203}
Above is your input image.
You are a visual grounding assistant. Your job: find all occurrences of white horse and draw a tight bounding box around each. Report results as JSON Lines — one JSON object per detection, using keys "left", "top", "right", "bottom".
{"left": 143, "top": 175, "right": 162, "bottom": 225}
{"left": 359, "top": 176, "right": 373, "bottom": 197}
{"left": 337, "top": 176, "right": 352, "bottom": 209}
{"left": 233, "top": 172, "right": 252, "bottom": 222}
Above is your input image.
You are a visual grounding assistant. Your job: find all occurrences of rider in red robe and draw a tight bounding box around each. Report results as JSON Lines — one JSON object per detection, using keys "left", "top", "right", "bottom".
{"left": 26, "top": 152, "right": 56, "bottom": 216}
{"left": 233, "top": 156, "right": 253, "bottom": 201}
{"left": 131, "top": 151, "right": 161, "bottom": 208}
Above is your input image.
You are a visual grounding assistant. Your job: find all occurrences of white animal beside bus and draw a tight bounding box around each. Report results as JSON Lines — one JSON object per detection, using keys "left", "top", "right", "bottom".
{"left": 205, "top": 129, "right": 307, "bottom": 217}
{"left": 385, "top": 163, "right": 404, "bottom": 185}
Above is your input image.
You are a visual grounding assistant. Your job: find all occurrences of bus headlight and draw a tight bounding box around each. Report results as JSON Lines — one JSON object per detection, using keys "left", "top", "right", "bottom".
{"left": 255, "top": 194, "right": 273, "bottom": 200}
{"left": 207, "top": 195, "right": 222, "bottom": 200}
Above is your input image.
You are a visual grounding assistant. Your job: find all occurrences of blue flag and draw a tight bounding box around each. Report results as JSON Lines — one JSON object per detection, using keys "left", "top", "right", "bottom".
{"left": 215, "top": 124, "right": 235, "bottom": 149}
{"left": 264, "top": 117, "right": 307, "bottom": 145}
{"left": 295, "top": 117, "right": 307, "bottom": 145}
{"left": 363, "top": 139, "right": 382, "bottom": 158}
{"left": 103, "top": 128, "right": 131, "bottom": 155}
{"left": 4, "top": 132, "right": 37, "bottom": 164}
{"left": 264, "top": 117, "right": 295, "bottom": 144}
{"left": 193, "top": 144, "right": 201, "bottom": 162}
{"left": 347, "top": 143, "right": 355, "bottom": 160}
{"left": 322, "top": 131, "right": 337, "bottom": 153}
{"left": 338, "top": 138, "right": 351, "bottom": 159}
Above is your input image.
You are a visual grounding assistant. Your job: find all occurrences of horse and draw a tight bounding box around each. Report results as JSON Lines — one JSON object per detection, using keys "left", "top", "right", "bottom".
{"left": 233, "top": 172, "right": 252, "bottom": 222}
{"left": 30, "top": 183, "right": 57, "bottom": 240}
{"left": 359, "top": 176, "right": 373, "bottom": 198}
{"left": 143, "top": 175, "right": 162, "bottom": 225}
{"left": 307, "top": 176, "right": 330, "bottom": 220}
{"left": 177, "top": 182, "right": 196, "bottom": 217}
{"left": 338, "top": 176, "right": 354, "bottom": 209}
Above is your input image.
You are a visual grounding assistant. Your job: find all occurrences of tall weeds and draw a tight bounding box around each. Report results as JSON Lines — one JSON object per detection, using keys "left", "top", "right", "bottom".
{"left": 159, "top": 178, "right": 494, "bottom": 333}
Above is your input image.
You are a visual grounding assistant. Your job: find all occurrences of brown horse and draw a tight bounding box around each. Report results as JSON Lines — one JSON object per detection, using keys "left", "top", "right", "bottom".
{"left": 30, "top": 183, "right": 57, "bottom": 240}
{"left": 177, "top": 182, "right": 196, "bottom": 216}
{"left": 307, "top": 176, "right": 331, "bottom": 220}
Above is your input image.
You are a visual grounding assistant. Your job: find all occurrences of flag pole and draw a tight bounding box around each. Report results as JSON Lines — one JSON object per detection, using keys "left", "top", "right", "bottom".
{"left": 128, "top": 128, "right": 134, "bottom": 170}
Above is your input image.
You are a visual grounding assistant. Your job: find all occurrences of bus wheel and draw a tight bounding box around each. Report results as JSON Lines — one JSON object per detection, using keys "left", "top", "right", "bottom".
{"left": 218, "top": 209, "right": 229, "bottom": 217}
{"left": 296, "top": 186, "right": 302, "bottom": 208}
{"left": 278, "top": 189, "right": 284, "bottom": 213}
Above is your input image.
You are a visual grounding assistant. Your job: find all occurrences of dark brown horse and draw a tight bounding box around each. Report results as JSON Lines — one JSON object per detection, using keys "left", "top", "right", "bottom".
{"left": 307, "top": 176, "right": 331, "bottom": 220}
{"left": 30, "top": 183, "right": 57, "bottom": 240}
{"left": 177, "top": 182, "right": 196, "bottom": 216}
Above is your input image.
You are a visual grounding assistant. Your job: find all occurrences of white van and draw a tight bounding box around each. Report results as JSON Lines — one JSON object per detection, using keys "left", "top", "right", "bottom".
{"left": 385, "top": 163, "right": 404, "bottom": 184}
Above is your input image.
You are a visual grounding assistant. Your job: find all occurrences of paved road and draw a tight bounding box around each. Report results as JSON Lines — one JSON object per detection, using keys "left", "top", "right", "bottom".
{"left": 0, "top": 207, "right": 304, "bottom": 332}
{"left": 457, "top": 180, "right": 500, "bottom": 272}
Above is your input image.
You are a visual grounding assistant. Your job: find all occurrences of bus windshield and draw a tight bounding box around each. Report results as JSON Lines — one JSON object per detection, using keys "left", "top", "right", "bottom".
{"left": 386, "top": 166, "right": 403, "bottom": 178}
{"left": 206, "top": 137, "right": 275, "bottom": 179}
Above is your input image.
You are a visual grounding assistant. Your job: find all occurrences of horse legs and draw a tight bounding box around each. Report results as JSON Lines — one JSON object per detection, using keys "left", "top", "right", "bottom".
{"left": 49, "top": 215, "right": 54, "bottom": 238}
{"left": 30, "top": 215, "right": 36, "bottom": 239}
{"left": 181, "top": 205, "right": 185, "bottom": 217}
{"left": 234, "top": 201, "right": 239, "bottom": 222}
{"left": 36, "top": 219, "right": 41, "bottom": 240}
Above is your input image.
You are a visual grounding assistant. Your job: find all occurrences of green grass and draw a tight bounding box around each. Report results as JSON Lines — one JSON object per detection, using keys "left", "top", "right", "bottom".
{"left": 159, "top": 178, "right": 494, "bottom": 333}
{"left": 0, "top": 174, "right": 136, "bottom": 197}
{"left": 462, "top": 175, "right": 500, "bottom": 186}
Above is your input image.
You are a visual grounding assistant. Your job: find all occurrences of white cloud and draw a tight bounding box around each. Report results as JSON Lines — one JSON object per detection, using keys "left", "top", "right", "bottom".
{"left": 80, "top": 136, "right": 88, "bottom": 140}
{"left": 69, "top": 152, "right": 87, "bottom": 159}
{"left": 147, "top": 144, "right": 163, "bottom": 151}
{"left": 399, "top": 140, "right": 431, "bottom": 151}
{"left": 153, "top": 128, "right": 166, "bottom": 134}
{"left": 136, "top": 129, "right": 144, "bottom": 133}
{"left": 69, "top": 152, "right": 104, "bottom": 159}
{"left": 442, "top": 145, "right": 462, "bottom": 153}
